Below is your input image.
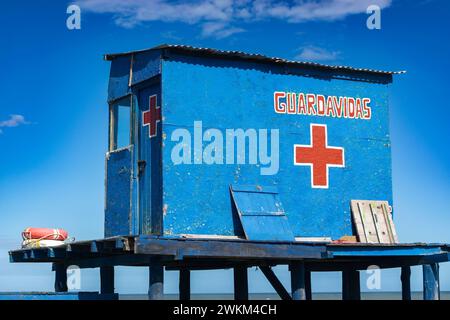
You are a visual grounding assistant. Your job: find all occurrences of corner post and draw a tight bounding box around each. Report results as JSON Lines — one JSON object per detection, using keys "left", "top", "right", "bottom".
{"left": 149, "top": 264, "right": 164, "bottom": 300}
{"left": 54, "top": 263, "right": 68, "bottom": 293}
{"left": 342, "top": 269, "right": 360, "bottom": 300}
{"left": 234, "top": 266, "right": 248, "bottom": 300}
{"left": 179, "top": 268, "right": 191, "bottom": 300}
{"left": 100, "top": 266, "right": 115, "bottom": 294}
{"left": 423, "top": 263, "right": 440, "bottom": 300}
{"left": 290, "top": 261, "right": 306, "bottom": 300}
{"left": 401, "top": 266, "right": 411, "bottom": 300}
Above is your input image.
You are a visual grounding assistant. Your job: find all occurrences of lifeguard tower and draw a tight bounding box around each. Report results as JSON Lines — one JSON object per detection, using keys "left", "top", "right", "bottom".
{"left": 7, "top": 45, "right": 450, "bottom": 300}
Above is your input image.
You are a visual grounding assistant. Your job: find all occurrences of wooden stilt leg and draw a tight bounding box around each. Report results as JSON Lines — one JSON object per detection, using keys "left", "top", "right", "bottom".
{"left": 179, "top": 268, "right": 191, "bottom": 301}
{"left": 401, "top": 266, "right": 411, "bottom": 300}
{"left": 342, "top": 269, "right": 360, "bottom": 300}
{"left": 234, "top": 266, "right": 248, "bottom": 300}
{"left": 149, "top": 265, "right": 164, "bottom": 300}
{"left": 54, "top": 263, "right": 68, "bottom": 293}
{"left": 305, "top": 269, "right": 312, "bottom": 300}
{"left": 423, "top": 263, "right": 440, "bottom": 300}
{"left": 100, "top": 266, "right": 115, "bottom": 294}
{"left": 290, "top": 261, "right": 306, "bottom": 300}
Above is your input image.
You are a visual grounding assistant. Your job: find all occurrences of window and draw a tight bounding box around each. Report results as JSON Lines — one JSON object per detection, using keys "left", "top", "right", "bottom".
{"left": 109, "top": 96, "right": 132, "bottom": 151}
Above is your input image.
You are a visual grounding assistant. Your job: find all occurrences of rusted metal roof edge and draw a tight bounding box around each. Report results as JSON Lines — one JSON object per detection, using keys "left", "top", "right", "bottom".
{"left": 104, "top": 44, "right": 406, "bottom": 76}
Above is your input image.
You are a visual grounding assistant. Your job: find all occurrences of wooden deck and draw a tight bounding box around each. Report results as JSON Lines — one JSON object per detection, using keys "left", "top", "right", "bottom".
{"left": 8, "top": 236, "right": 450, "bottom": 300}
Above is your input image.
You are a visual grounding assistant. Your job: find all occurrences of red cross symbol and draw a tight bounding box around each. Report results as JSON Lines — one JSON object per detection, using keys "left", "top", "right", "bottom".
{"left": 294, "top": 124, "right": 345, "bottom": 189}
{"left": 142, "top": 94, "right": 161, "bottom": 138}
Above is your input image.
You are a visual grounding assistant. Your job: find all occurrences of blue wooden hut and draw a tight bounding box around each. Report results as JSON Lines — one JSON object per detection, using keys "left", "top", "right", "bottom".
{"left": 7, "top": 45, "right": 449, "bottom": 300}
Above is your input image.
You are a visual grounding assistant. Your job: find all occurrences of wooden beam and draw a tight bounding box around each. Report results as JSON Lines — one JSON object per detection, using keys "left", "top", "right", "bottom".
{"left": 54, "top": 263, "right": 68, "bottom": 293}
{"left": 401, "top": 266, "right": 411, "bottom": 300}
{"left": 290, "top": 261, "right": 306, "bottom": 300}
{"left": 423, "top": 263, "right": 440, "bottom": 300}
{"left": 149, "top": 265, "right": 164, "bottom": 300}
{"left": 179, "top": 269, "right": 190, "bottom": 301}
{"left": 260, "top": 266, "right": 292, "bottom": 300}
{"left": 342, "top": 269, "right": 360, "bottom": 300}
{"left": 100, "top": 266, "right": 115, "bottom": 294}
{"left": 234, "top": 266, "right": 248, "bottom": 300}
{"left": 136, "top": 237, "right": 327, "bottom": 260}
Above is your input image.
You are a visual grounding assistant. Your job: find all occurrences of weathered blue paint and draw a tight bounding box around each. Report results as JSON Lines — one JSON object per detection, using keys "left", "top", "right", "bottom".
{"left": 423, "top": 263, "right": 440, "bottom": 300}
{"left": 230, "top": 185, "right": 295, "bottom": 241}
{"left": 137, "top": 84, "right": 163, "bottom": 235}
{"left": 107, "top": 50, "right": 162, "bottom": 103}
{"left": 105, "top": 146, "right": 134, "bottom": 237}
{"left": 108, "top": 55, "right": 132, "bottom": 103}
{"left": 329, "top": 245, "right": 446, "bottom": 257}
{"left": 105, "top": 46, "right": 394, "bottom": 240}
{"left": 131, "top": 50, "right": 162, "bottom": 86}
{"left": 161, "top": 55, "right": 392, "bottom": 239}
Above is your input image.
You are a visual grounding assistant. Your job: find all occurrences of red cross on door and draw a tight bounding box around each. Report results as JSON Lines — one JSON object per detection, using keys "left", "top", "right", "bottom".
{"left": 294, "top": 124, "right": 345, "bottom": 189}
{"left": 142, "top": 94, "right": 161, "bottom": 138}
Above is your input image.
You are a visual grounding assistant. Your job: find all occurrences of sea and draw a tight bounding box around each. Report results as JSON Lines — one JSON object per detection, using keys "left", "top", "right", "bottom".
{"left": 120, "top": 292, "right": 450, "bottom": 300}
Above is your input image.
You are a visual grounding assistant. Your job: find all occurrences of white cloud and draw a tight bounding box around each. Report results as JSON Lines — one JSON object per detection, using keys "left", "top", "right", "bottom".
{"left": 201, "top": 21, "right": 245, "bottom": 39}
{"left": 77, "top": 0, "right": 392, "bottom": 38}
{"left": 295, "top": 45, "right": 340, "bottom": 61}
{"left": 0, "top": 114, "right": 30, "bottom": 134}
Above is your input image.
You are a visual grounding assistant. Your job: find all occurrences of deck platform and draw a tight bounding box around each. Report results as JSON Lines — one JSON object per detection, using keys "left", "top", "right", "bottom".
{"left": 8, "top": 236, "right": 450, "bottom": 300}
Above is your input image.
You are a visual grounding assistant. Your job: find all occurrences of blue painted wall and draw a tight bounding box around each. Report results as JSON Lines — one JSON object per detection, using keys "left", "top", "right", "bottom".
{"left": 161, "top": 54, "right": 393, "bottom": 239}
{"left": 106, "top": 50, "right": 393, "bottom": 240}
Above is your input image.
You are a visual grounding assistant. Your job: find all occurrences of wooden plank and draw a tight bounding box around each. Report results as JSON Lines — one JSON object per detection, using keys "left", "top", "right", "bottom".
{"left": 178, "top": 234, "right": 242, "bottom": 240}
{"left": 351, "top": 200, "right": 398, "bottom": 244}
{"left": 295, "top": 237, "right": 332, "bottom": 243}
{"left": 359, "top": 201, "right": 379, "bottom": 243}
{"left": 351, "top": 201, "right": 367, "bottom": 242}
{"left": 369, "top": 202, "right": 391, "bottom": 243}
{"left": 381, "top": 202, "right": 399, "bottom": 243}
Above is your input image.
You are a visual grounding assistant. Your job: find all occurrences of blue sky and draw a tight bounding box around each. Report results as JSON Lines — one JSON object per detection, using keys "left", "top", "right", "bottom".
{"left": 0, "top": 0, "right": 449, "bottom": 295}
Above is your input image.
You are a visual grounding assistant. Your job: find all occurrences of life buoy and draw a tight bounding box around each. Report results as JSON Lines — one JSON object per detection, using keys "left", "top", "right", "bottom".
{"left": 22, "top": 239, "right": 65, "bottom": 248}
{"left": 22, "top": 227, "right": 68, "bottom": 241}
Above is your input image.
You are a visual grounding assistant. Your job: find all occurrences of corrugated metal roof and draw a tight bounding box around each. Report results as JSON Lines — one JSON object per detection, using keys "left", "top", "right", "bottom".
{"left": 104, "top": 44, "right": 405, "bottom": 76}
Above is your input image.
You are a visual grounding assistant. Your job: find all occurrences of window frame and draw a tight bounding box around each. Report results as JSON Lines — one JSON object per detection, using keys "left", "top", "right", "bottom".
{"left": 108, "top": 94, "right": 134, "bottom": 152}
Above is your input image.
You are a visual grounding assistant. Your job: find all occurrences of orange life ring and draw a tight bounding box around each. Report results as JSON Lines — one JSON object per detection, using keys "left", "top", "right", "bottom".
{"left": 22, "top": 227, "right": 68, "bottom": 241}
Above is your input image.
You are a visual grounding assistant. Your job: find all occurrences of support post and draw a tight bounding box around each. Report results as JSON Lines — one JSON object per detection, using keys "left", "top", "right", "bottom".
{"left": 100, "top": 266, "right": 115, "bottom": 294}
{"left": 342, "top": 269, "right": 360, "bottom": 300}
{"left": 305, "top": 269, "right": 312, "bottom": 300}
{"left": 54, "top": 263, "right": 68, "bottom": 293}
{"left": 234, "top": 266, "right": 248, "bottom": 300}
{"left": 179, "top": 268, "right": 191, "bottom": 301}
{"left": 290, "top": 261, "right": 306, "bottom": 300}
{"left": 423, "top": 263, "right": 440, "bottom": 300}
{"left": 149, "top": 264, "right": 164, "bottom": 300}
{"left": 401, "top": 266, "right": 411, "bottom": 300}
